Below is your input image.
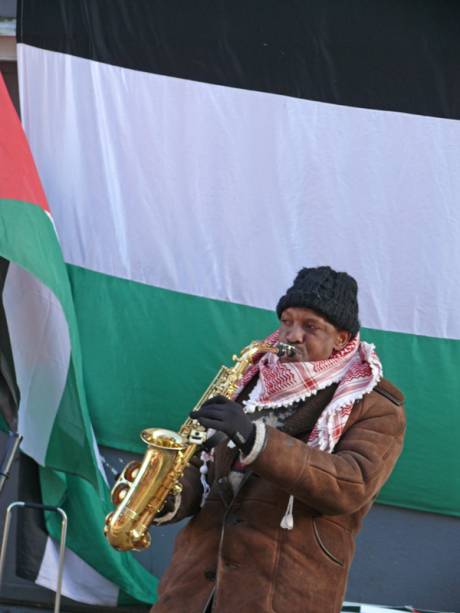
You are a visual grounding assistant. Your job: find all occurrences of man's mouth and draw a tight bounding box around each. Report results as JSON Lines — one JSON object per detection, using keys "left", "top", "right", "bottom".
{"left": 280, "top": 350, "right": 306, "bottom": 363}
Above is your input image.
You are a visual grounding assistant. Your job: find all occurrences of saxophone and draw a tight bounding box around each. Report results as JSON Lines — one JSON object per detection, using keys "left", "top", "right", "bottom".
{"left": 104, "top": 340, "right": 296, "bottom": 551}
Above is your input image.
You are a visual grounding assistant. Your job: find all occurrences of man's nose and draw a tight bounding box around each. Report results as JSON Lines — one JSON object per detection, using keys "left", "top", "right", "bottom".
{"left": 286, "top": 324, "right": 304, "bottom": 344}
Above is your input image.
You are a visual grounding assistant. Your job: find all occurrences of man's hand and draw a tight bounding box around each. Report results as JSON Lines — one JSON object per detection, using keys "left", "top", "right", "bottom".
{"left": 192, "top": 395, "right": 255, "bottom": 452}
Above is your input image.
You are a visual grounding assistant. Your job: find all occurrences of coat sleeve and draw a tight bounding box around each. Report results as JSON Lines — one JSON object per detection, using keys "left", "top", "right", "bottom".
{"left": 245, "top": 391, "right": 406, "bottom": 515}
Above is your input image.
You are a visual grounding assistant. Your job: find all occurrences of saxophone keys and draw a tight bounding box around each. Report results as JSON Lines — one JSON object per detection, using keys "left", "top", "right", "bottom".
{"left": 189, "top": 428, "right": 207, "bottom": 445}
{"left": 111, "top": 483, "right": 130, "bottom": 505}
{"left": 172, "top": 483, "right": 183, "bottom": 496}
{"left": 130, "top": 530, "right": 151, "bottom": 551}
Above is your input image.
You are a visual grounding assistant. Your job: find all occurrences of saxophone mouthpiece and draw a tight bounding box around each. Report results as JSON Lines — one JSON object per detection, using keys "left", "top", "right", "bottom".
{"left": 276, "top": 343, "right": 297, "bottom": 358}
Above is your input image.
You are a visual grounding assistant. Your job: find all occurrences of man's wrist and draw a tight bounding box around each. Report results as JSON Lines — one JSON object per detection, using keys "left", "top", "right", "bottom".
{"left": 240, "top": 422, "right": 267, "bottom": 465}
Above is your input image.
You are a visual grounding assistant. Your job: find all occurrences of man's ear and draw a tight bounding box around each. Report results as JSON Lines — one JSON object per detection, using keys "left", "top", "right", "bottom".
{"left": 334, "top": 330, "right": 351, "bottom": 351}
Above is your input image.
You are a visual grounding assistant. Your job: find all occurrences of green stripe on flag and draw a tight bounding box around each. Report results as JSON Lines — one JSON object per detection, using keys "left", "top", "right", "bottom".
{"left": 362, "top": 327, "right": 460, "bottom": 516}
{"left": 68, "top": 264, "right": 460, "bottom": 517}
{"left": 0, "top": 200, "right": 71, "bottom": 315}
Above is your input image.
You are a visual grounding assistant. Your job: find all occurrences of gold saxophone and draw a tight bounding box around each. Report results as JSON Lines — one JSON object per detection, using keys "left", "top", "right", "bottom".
{"left": 104, "top": 340, "right": 295, "bottom": 551}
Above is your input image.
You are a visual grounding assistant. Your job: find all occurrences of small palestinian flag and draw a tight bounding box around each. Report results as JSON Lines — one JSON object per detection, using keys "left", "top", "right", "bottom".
{"left": 0, "top": 74, "right": 156, "bottom": 605}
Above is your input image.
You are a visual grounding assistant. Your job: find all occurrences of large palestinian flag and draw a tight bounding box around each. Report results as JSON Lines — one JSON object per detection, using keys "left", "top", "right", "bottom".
{"left": 11, "top": 0, "right": 460, "bottom": 606}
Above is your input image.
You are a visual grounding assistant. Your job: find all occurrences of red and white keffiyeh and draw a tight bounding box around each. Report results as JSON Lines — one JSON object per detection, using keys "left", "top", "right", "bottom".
{"left": 237, "top": 329, "right": 383, "bottom": 453}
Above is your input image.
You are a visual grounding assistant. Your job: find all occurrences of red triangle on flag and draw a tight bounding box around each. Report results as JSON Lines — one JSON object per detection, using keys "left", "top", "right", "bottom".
{"left": 0, "top": 74, "right": 49, "bottom": 212}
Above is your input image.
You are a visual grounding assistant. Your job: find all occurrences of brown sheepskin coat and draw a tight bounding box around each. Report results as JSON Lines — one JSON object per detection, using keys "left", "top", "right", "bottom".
{"left": 151, "top": 378, "right": 405, "bottom": 613}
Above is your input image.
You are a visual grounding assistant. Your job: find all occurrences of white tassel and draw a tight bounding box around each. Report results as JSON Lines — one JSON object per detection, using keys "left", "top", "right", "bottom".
{"left": 199, "top": 451, "right": 212, "bottom": 507}
{"left": 280, "top": 495, "right": 295, "bottom": 530}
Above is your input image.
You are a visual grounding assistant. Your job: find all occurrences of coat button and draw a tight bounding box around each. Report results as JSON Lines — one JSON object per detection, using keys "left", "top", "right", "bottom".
{"left": 204, "top": 570, "right": 216, "bottom": 581}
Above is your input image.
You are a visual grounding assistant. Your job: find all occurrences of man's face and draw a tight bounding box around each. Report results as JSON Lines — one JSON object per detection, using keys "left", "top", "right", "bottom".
{"left": 278, "top": 307, "right": 351, "bottom": 362}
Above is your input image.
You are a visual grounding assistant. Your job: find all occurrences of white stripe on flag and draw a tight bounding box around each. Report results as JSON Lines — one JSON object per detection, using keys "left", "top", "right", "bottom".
{"left": 2, "top": 263, "right": 70, "bottom": 465}
{"left": 36, "top": 537, "right": 118, "bottom": 606}
{"left": 18, "top": 44, "right": 460, "bottom": 340}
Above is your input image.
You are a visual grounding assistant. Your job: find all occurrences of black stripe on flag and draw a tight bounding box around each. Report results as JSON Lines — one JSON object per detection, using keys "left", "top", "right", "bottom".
{"left": 0, "top": 257, "right": 19, "bottom": 430}
{"left": 17, "top": 0, "right": 460, "bottom": 120}
{"left": 15, "top": 453, "right": 48, "bottom": 584}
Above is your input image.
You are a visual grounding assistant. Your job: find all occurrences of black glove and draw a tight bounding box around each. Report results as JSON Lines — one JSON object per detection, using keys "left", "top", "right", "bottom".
{"left": 155, "top": 494, "right": 176, "bottom": 519}
{"left": 192, "top": 395, "right": 255, "bottom": 453}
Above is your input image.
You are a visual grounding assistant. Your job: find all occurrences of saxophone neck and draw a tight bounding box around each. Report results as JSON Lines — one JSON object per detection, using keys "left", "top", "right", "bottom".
{"left": 192, "top": 341, "right": 296, "bottom": 406}
{"left": 184, "top": 340, "right": 296, "bottom": 445}
{"left": 235, "top": 340, "right": 297, "bottom": 363}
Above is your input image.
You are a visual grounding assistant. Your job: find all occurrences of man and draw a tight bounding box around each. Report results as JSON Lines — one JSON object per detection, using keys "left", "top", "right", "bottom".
{"left": 151, "top": 266, "right": 405, "bottom": 613}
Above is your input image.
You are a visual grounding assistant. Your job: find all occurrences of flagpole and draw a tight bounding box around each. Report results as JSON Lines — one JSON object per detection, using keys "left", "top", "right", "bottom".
{"left": 0, "top": 501, "right": 68, "bottom": 613}
{"left": 0, "top": 431, "right": 22, "bottom": 496}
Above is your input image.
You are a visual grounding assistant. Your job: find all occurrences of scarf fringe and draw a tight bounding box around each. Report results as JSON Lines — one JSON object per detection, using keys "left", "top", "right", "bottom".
{"left": 280, "top": 495, "right": 294, "bottom": 530}
{"left": 199, "top": 450, "right": 213, "bottom": 506}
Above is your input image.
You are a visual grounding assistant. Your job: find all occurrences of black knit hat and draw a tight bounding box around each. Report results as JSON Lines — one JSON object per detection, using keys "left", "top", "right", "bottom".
{"left": 276, "top": 266, "right": 360, "bottom": 336}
